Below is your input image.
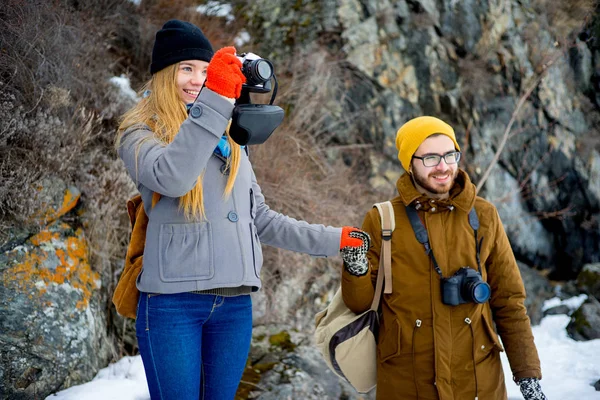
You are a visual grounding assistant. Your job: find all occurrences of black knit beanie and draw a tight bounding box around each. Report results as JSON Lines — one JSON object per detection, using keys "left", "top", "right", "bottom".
{"left": 150, "top": 20, "right": 214, "bottom": 75}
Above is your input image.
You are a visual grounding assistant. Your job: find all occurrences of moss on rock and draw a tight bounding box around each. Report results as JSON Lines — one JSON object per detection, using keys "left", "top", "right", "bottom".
{"left": 269, "top": 330, "right": 297, "bottom": 352}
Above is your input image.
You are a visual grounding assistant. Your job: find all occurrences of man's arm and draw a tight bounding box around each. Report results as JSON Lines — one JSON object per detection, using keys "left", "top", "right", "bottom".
{"left": 341, "top": 209, "right": 380, "bottom": 314}
{"left": 486, "top": 207, "right": 542, "bottom": 380}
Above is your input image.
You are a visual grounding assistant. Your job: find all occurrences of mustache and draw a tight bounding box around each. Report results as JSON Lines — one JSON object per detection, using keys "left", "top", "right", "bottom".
{"left": 428, "top": 170, "right": 452, "bottom": 177}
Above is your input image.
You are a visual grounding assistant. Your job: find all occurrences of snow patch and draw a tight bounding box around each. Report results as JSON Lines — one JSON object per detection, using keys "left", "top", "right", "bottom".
{"left": 197, "top": 1, "right": 234, "bottom": 23}
{"left": 109, "top": 75, "right": 139, "bottom": 102}
{"left": 234, "top": 30, "right": 251, "bottom": 47}
{"left": 542, "top": 294, "right": 588, "bottom": 312}
{"left": 46, "top": 296, "right": 600, "bottom": 400}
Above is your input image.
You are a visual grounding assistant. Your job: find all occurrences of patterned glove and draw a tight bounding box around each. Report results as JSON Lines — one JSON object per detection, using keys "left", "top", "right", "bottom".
{"left": 517, "top": 378, "right": 547, "bottom": 400}
{"left": 340, "top": 227, "right": 371, "bottom": 276}
{"left": 205, "top": 47, "right": 246, "bottom": 99}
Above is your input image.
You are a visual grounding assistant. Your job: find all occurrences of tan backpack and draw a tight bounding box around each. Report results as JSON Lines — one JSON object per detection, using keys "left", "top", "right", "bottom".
{"left": 112, "top": 192, "right": 160, "bottom": 319}
{"left": 314, "top": 201, "right": 395, "bottom": 393}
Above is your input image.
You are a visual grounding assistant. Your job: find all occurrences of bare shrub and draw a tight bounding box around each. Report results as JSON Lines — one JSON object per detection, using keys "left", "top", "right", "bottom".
{"left": 249, "top": 49, "right": 380, "bottom": 323}
{"left": 533, "top": 0, "right": 597, "bottom": 42}
{"left": 0, "top": 0, "right": 380, "bottom": 336}
{"left": 1, "top": 2, "right": 88, "bottom": 107}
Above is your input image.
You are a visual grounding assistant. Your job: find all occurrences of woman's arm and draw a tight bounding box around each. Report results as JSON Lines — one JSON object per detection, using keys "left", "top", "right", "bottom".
{"left": 118, "top": 88, "right": 233, "bottom": 197}
{"left": 250, "top": 167, "right": 342, "bottom": 257}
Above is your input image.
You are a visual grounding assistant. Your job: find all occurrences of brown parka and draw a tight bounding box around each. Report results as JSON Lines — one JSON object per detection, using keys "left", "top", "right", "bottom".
{"left": 342, "top": 170, "right": 541, "bottom": 400}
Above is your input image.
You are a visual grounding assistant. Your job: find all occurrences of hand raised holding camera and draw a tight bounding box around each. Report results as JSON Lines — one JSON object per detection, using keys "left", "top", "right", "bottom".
{"left": 205, "top": 46, "right": 246, "bottom": 99}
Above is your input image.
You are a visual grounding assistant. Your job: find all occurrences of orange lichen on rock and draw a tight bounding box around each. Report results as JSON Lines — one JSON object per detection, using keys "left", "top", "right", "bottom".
{"left": 30, "top": 230, "right": 60, "bottom": 246}
{"left": 32, "top": 186, "right": 81, "bottom": 225}
{"left": 3, "top": 227, "right": 100, "bottom": 310}
{"left": 55, "top": 188, "right": 81, "bottom": 220}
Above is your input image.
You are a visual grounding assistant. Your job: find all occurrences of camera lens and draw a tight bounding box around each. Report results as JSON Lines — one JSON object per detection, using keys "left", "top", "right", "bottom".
{"left": 469, "top": 281, "right": 491, "bottom": 303}
{"left": 244, "top": 59, "right": 274, "bottom": 85}
{"left": 255, "top": 60, "right": 273, "bottom": 81}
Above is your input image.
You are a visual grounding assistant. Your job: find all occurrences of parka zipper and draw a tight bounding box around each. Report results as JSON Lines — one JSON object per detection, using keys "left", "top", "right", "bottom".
{"left": 412, "top": 319, "right": 422, "bottom": 399}
{"left": 464, "top": 317, "right": 479, "bottom": 400}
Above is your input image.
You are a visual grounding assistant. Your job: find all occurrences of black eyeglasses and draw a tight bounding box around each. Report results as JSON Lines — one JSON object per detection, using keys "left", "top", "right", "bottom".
{"left": 412, "top": 151, "right": 461, "bottom": 167}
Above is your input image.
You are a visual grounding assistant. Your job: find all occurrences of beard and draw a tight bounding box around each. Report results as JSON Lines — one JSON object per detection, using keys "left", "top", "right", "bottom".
{"left": 412, "top": 167, "right": 458, "bottom": 196}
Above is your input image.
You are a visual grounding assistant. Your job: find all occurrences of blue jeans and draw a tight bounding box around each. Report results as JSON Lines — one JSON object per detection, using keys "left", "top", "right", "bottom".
{"left": 136, "top": 292, "right": 253, "bottom": 400}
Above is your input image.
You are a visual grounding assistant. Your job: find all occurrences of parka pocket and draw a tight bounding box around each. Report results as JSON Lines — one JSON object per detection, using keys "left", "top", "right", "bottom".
{"left": 158, "top": 222, "right": 214, "bottom": 282}
{"left": 250, "top": 188, "right": 257, "bottom": 219}
{"left": 471, "top": 312, "right": 504, "bottom": 365}
{"left": 249, "top": 223, "right": 263, "bottom": 278}
{"left": 378, "top": 318, "right": 401, "bottom": 362}
{"left": 481, "top": 312, "right": 504, "bottom": 352}
{"left": 249, "top": 189, "right": 263, "bottom": 278}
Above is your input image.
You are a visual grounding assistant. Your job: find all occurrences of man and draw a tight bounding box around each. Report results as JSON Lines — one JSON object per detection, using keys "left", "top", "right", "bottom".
{"left": 340, "top": 116, "right": 546, "bottom": 399}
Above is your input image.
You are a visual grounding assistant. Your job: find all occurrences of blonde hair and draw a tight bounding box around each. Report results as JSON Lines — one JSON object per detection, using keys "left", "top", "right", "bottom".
{"left": 116, "top": 63, "right": 241, "bottom": 220}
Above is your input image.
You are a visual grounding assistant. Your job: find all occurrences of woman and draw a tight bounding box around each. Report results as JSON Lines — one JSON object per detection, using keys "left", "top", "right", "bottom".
{"left": 116, "top": 20, "right": 367, "bottom": 400}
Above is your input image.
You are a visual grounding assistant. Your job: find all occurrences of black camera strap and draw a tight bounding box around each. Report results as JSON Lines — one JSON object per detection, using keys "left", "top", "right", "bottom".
{"left": 405, "top": 205, "right": 483, "bottom": 278}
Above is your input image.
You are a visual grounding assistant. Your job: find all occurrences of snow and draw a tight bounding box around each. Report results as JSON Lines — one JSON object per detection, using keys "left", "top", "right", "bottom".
{"left": 542, "top": 293, "right": 587, "bottom": 311}
{"left": 45, "top": 356, "right": 149, "bottom": 400}
{"left": 47, "top": 297, "right": 600, "bottom": 400}
{"left": 234, "top": 30, "right": 251, "bottom": 47}
{"left": 108, "top": 75, "right": 139, "bottom": 102}
{"left": 196, "top": 1, "right": 234, "bottom": 23}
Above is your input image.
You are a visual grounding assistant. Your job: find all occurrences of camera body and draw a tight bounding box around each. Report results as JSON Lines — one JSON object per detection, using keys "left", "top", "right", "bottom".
{"left": 236, "top": 52, "right": 274, "bottom": 93}
{"left": 441, "top": 267, "right": 491, "bottom": 306}
{"left": 229, "top": 52, "right": 283, "bottom": 146}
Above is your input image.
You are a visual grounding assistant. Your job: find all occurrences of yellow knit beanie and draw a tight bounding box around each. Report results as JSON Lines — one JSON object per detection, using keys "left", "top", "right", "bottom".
{"left": 395, "top": 116, "right": 460, "bottom": 171}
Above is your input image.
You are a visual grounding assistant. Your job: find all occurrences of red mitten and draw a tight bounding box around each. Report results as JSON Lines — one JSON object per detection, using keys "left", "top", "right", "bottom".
{"left": 340, "top": 226, "right": 367, "bottom": 249}
{"left": 205, "top": 47, "right": 246, "bottom": 99}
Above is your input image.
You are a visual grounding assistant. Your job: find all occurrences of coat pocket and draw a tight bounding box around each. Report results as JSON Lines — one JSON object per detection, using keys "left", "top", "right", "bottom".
{"left": 250, "top": 188, "right": 257, "bottom": 219}
{"left": 158, "top": 222, "right": 214, "bottom": 282}
{"left": 250, "top": 223, "right": 263, "bottom": 278}
{"left": 378, "top": 318, "right": 401, "bottom": 362}
{"left": 481, "top": 312, "right": 504, "bottom": 352}
{"left": 473, "top": 312, "right": 504, "bottom": 364}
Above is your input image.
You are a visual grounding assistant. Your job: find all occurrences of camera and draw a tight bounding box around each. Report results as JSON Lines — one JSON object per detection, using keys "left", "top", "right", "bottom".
{"left": 229, "top": 52, "right": 284, "bottom": 146}
{"left": 441, "top": 267, "right": 491, "bottom": 306}
{"left": 236, "top": 53, "right": 274, "bottom": 93}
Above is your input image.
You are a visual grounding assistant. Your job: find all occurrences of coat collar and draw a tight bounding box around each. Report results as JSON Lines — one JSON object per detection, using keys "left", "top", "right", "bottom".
{"left": 396, "top": 169, "right": 476, "bottom": 213}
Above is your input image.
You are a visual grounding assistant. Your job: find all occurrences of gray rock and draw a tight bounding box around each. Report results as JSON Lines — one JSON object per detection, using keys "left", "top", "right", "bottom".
{"left": 245, "top": 325, "right": 375, "bottom": 400}
{"left": 569, "top": 39, "right": 594, "bottom": 93}
{"left": 576, "top": 263, "right": 600, "bottom": 302}
{"left": 0, "top": 220, "right": 115, "bottom": 399}
{"left": 566, "top": 296, "right": 600, "bottom": 341}
{"left": 517, "top": 261, "right": 554, "bottom": 325}
{"left": 484, "top": 168, "right": 554, "bottom": 268}
{"left": 542, "top": 304, "right": 570, "bottom": 317}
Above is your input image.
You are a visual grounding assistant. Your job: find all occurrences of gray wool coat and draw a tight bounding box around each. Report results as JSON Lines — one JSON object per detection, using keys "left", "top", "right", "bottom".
{"left": 118, "top": 88, "right": 342, "bottom": 294}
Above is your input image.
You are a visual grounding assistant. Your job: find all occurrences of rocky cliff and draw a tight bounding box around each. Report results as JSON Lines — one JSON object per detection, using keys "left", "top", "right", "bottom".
{"left": 1, "top": 0, "right": 599, "bottom": 399}
{"left": 239, "top": 0, "right": 600, "bottom": 279}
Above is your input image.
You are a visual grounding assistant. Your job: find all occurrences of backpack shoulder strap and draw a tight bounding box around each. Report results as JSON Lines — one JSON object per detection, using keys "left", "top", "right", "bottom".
{"left": 126, "top": 192, "right": 162, "bottom": 228}
{"left": 373, "top": 201, "right": 395, "bottom": 295}
{"left": 468, "top": 207, "right": 479, "bottom": 230}
{"left": 468, "top": 207, "right": 483, "bottom": 273}
{"left": 126, "top": 195, "right": 143, "bottom": 228}
{"left": 151, "top": 192, "right": 161, "bottom": 208}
